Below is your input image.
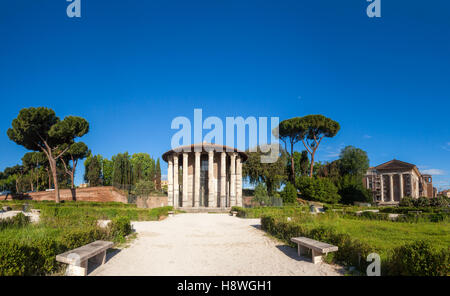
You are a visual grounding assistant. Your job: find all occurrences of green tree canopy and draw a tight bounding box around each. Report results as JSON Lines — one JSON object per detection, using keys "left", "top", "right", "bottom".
{"left": 338, "top": 145, "right": 370, "bottom": 176}
{"left": 243, "top": 144, "right": 288, "bottom": 195}
{"left": 61, "top": 141, "right": 89, "bottom": 189}
{"left": 7, "top": 107, "right": 89, "bottom": 202}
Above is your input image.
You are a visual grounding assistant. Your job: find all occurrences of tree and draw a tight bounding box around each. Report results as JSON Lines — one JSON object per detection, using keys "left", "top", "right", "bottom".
{"left": 338, "top": 146, "right": 370, "bottom": 176}
{"left": 132, "top": 180, "right": 155, "bottom": 197}
{"left": 60, "top": 142, "right": 89, "bottom": 189}
{"left": 296, "top": 176, "right": 341, "bottom": 204}
{"left": 84, "top": 154, "right": 102, "bottom": 187}
{"left": 101, "top": 158, "right": 114, "bottom": 186}
{"left": 112, "top": 152, "right": 133, "bottom": 189}
{"left": 337, "top": 175, "right": 372, "bottom": 204}
{"left": 243, "top": 144, "right": 288, "bottom": 196}
{"left": 276, "top": 117, "right": 304, "bottom": 183}
{"left": 287, "top": 150, "right": 310, "bottom": 179}
{"left": 131, "top": 153, "right": 154, "bottom": 183}
{"left": 253, "top": 183, "right": 270, "bottom": 206}
{"left": 22, "top": 152, "right": 41, "bottom": 192}
{"left": 297, "top": 115, "right": 340, "bottom": 177}
{"left": 155, "top": 158, "right": 162, "bottom": 191}
{"left": 7, "top": 107, "right": 89, "bottom": 202}
{"left": 280, "top": 182, "right": 298, "bottom": 204}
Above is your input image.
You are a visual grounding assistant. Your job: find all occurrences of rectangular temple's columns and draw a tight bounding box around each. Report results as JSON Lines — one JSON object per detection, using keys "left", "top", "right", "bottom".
{"left": 389, "top": 174, "right": 394, "bottom": 202}
{"left": 182, "top": 153, "right": 188, "bottom": 206}
{"left": 173, "top": 154, "right": 179, "bottom": 208}
{"left": 194, "top": 152, "right": 200, "bottom": 208}
{"left": 399, "top": 173, "right": 404, "bottom": 199}
{"left": 380, "top": 174, "right": 384, "bottom": 202}
{"left": 230, "top": 153, "right": 236, "bottom": 207}
{"left": 208, "top": 151, "right": 215, "bottom": 207}
{"left": 220, "top": 152, "right": 226, "bottom": 208}
{"left": 167, "top": 156, "right": 173, "bottom": 207}
{"left": 236, "top": 156, "right": 242, "bottom": 207}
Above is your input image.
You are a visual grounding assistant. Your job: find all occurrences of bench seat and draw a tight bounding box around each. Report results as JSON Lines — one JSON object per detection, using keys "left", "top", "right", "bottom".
{"left": 291, "top": 237, "right": 338, "bottom": 264}
{"left": 56, "top": 240, "right": 113, "bottom": 276}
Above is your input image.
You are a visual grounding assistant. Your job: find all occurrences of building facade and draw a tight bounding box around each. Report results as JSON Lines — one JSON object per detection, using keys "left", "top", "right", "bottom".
{"left": 364, "top": 159, "right": 436, "bottom": 204}
{"left": 162, "top": 143, "right": 247, "bottom": 209}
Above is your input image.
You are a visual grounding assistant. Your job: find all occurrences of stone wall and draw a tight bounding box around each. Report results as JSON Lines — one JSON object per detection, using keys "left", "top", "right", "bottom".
{"left": 7, "top": 186, "right": 128, "bottom": 203}
{"left": 135, "top": 196, "right": 168, "bottom": 208}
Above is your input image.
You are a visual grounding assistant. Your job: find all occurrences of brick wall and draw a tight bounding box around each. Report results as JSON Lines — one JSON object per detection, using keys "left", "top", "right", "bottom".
{"left": 9, "top": 186, "right": 128, "bottom": 203}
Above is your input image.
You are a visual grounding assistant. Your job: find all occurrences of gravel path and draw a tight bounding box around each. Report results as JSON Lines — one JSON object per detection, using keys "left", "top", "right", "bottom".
{"left": 91, "top": 213, "right": 343, "bottom": 276}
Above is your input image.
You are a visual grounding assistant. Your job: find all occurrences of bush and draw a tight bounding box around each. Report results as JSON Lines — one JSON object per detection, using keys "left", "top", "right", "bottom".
{"left": 280, "top": 182, "right": 298, "bottom": 204}
{"left": 430, "top": 196, "right": 449, "bottom": 208}
{"left": 253, "top": 183, "right": 270, "bottom": 206}
{"left": 0, "top": 212, "right": 30, "bottom": 230}
{"left": 108, "top": 216, "right": 132, "bottom": 242}
{"left": 337, "top": 175, "right": 372, "bottom": 205}
{"left": 399, "top": 196, "right": 415, "bottom": 207}
{"left": 387, "top": 240, "right": 450, "bottom": 276}
{"left": 296, "top": 176, "right": 340, "bottom": 204}
{"left": 415, "top": 197, "right": 430, "bottom": 207}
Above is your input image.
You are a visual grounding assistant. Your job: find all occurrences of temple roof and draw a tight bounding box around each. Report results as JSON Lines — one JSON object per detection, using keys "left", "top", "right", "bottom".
{"left": 162, "top": 143, "right": 248, "bottom": 162}
{"left": 374, "top": 159, "right": 421, "bottom": 175}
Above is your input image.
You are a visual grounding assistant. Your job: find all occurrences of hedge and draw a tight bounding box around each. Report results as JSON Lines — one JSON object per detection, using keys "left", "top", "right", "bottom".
{"left": 260, "top": 214, "right": 450, "bottom": 275}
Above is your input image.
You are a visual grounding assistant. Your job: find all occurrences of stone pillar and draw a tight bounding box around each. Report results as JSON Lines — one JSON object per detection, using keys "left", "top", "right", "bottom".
{"left": 208, "top": 151, "right": 215, "bottom": 207}
{"left": 220, "top": 152, "right": 226, "bottom": 208}
{"left": 399, "top": 173, "right": 404, "bottom": 199}
{"left": 236, "top": 156, "right": 242, "bottom": 207}
{"left": 182, "top": 153, "right": 188, "bottom": 207}
{"left": 173, "top": 154, "right": 179, "bottom": 208}
{"left": 167, "top": 156, "right": 173, "bottom": 207}
{"left": 380, "top": 174, "right": 384, "bottom": 202}
{"left": 194, "top": 152, "right": 200, "bottom": 208}
{"left": 230, "top": 153, "right": 236, "bottom": 207}
{"left": 389, "top": 174, "right": 394, "bottom": 202}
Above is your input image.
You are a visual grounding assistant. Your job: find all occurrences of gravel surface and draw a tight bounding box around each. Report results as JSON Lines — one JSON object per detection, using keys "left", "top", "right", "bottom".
{"left": 91, "top": 213, "right": 344, "bottom": 276}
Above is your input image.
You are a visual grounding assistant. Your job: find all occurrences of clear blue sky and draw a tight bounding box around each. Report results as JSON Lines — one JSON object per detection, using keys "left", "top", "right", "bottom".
{"left": 0, "top": 0, "right": 449, "bottom": 190}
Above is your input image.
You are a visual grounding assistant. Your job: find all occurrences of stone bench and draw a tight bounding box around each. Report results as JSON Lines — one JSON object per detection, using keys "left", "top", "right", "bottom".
{"left": 291, "top": 237, "right": 338, "bottom": 264}
{"left": 231, "top": 211, "right": 238, "bottom": 216}
{"left": 56, "top": 240, "right": 113, "bottom": 276}
{"left": 168, "top": 211, "right": 174, "bottom": 217}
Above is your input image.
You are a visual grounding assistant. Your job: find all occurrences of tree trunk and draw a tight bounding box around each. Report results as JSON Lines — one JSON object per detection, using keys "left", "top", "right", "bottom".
{"left": 290, "top": 141, "right": 295, "bottom": 183}
{"left": 309, "top": 151, "right": 315, "bottom": 178}
{"left": 49, "top": 157, "right": 60, "bottom": 203}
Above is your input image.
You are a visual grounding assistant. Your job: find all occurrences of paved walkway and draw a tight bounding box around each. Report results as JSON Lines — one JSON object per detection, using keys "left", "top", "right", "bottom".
{"left": 91, "top": 213, "right": 343, "bottom": 276}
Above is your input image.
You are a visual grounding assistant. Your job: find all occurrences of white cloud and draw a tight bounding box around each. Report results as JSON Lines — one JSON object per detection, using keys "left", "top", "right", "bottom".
{"left": 442, "top": 142, "right": 450, "bottom": 151}
{"left": 421, "top": 169, "right": 446, "bottom": 176}
{"left": 363, "top": 135, "right": 372, "bottom": 139}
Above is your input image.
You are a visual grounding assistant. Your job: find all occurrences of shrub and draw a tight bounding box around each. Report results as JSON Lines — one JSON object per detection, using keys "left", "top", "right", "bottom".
{"left": 415, "top": 197, "right": 430, "bottom": 207}
{"left": 387, "top": 240, "right": 450, "bottom": 276}
{"left": 429, "top": 196, "right": 449, "bottom": 208}
{"left": 399, "top": 196, "right": 415, "bottom": 207}
{"left": 253, "top": 183, "right": 270, "bottom": 206}
{"left": 0, "top": 212, "right": 30, "bottom": 230}
{"left": 280, "top": 182, "right": 298, "bottom": 204}
{"left": 296, "top": 176, "right": 340, "bottom": 204}
{"left": 108, "top": 216, "right": 132, "bottom": 242}
{"left": 337, "top": 175, "right": 372, "bottom": 205}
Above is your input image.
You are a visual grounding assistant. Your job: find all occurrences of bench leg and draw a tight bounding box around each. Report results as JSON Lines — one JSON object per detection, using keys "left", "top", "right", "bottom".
{"left": 91, "top": 251, "right": 106, "bottom": 265}
{"left": 312, "top": 250, "right": 324, "bottom": 264}
{"left": 67, "top": 260, "right": 87, "bottom": 276}
{"left": 297, "top": 245, "right": 309, "bottom": 257}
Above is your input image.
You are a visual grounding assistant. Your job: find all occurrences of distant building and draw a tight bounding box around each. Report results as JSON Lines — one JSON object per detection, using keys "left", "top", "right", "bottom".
{"left": 78, "top": 183, "right": 88, "bottom": 188}
{"left": 160, "top": 180, "right": 168, "bottom": 188}
{"left": 364, "top": 159, "right": 436, "bottom": 204}
{"left": 439, "top": 190, "right": 450, "bottom": 198}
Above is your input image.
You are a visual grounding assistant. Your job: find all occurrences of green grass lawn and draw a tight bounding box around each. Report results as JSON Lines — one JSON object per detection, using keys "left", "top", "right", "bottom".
{"left": 305, "top": 217, "right": 450, "bottom": 254}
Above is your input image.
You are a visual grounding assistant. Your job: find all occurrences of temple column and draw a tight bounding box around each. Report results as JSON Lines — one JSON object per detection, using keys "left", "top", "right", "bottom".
{"left": 182, "top": 153, "right": 188, "bottom": 207}
{"left": 220, "top": 152, "right": 226, "bottom": 208}
{"left": 380, "top": 174, "right": 384, "bottom": 202}
{"left": 236, "top": 156, "right": 242, "bottom": 207}
{"left": 173, "top": 154, "right": 179, "bottom": 208}
{"left": 389, "top": 174, "right": 394, "bottom": 202}
{"left": 167, "top": 156, "right": 173, "bottom": 207}
{"left": 399, "top": 173, "right": 404, "bottom": 199}
{"left": 230, "top": 153, "right": 236, "bottom": 207}
{"left": 208, "top": 151, "right": 215, "bottom": 207}
{"left": 194, "top": 152, "right": 200, "bottom": 208}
